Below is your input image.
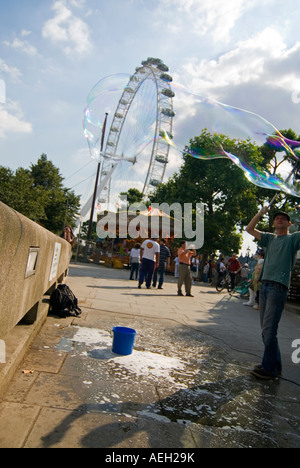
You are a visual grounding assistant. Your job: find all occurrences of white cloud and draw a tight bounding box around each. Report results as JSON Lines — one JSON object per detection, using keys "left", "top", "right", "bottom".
{"left": 20, "top": 30, "right": 32, "bottom": 38}
{"left": 0, "top": 58, "right": 22, "bottom": 83}
{"left": 155, "top": 0, "right": 264, "bottom": 43}
{"left": 159, "top": 26, "right": 300, "bottom": 153}
{"left": 3, "top": 38, "right": 38, "bottom": 57}
{"left": 0, "top": 101, "right": 33, "bottom": 138}
{"left": 42, "top": 0, "right": 92, "bottom": 56}
{"left": 174, "top": 27, "right": 296, "bottom": 97}
{"left": 69, "top": 0, "right": 87, "bottom": 7}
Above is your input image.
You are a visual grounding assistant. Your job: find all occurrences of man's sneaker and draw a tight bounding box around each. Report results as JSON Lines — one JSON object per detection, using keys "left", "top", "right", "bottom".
{"left": 138, "top": 284, "right": 141, "bottom": 289}
{"left": 250, "top": 367, "right": 276, "bottom": 380}
{"left": 186, "top": 294, "right": 194, "bottom": 297}
{"left": 254, "top": 364, "right": 282, "bottom": 377}
{"left": 177, "top": 291, "right": 184, "bottom": 296}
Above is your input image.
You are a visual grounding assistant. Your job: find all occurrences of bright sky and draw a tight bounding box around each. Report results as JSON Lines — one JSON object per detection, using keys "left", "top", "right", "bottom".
{"left": 1, "top": 0, "right": 300, "bottom": 253}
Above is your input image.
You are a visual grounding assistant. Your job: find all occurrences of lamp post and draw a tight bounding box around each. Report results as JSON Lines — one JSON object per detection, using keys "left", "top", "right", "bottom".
{"left": 75, "top": 216, "right": 83, "bottom": 263}
{"left": 246, "top": 246, "right": 251, "bottom": 262}
{"left": 87, "top": 113, "right": 108, "bottom": 242}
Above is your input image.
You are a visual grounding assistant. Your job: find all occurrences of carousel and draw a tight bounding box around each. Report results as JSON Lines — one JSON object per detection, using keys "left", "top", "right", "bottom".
{"left": 92, "top": 207, "right": 177, "bottom": 270}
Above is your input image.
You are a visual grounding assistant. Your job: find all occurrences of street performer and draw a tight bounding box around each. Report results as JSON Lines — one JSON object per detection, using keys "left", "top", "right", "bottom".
{"left": 246, "top": 207, "right": 300, "bottom": 380}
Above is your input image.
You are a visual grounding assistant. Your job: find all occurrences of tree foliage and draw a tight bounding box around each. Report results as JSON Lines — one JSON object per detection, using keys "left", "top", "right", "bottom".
{"left": 80, "top": 220, "right": 97, "bottom": 242}
{"left": 0, "top": 154, "right": 81, "bottom": 234}
{"left": 119, "top": 188, "right": 145, "bottom": 207}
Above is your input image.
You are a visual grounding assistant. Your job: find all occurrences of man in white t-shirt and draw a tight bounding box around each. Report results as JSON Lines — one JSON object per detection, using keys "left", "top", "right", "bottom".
{"left": 138, "top": 238, "right": 160, "bottom": 289}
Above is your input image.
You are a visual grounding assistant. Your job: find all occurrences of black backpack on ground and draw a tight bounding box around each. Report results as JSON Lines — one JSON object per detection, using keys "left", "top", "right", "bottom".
{"left": 50, "top": 284, "right": 82, "bottom": 318}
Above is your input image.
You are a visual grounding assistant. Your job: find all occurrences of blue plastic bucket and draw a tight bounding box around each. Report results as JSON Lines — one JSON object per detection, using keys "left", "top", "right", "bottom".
{"left": 112, "top": 327, "right": 136, "bottom": 355}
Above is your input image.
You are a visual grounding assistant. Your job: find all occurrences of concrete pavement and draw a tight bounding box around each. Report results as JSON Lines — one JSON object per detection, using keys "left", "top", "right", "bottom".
{"left": 0, "top": 262, "right": 299, "bottom": 448}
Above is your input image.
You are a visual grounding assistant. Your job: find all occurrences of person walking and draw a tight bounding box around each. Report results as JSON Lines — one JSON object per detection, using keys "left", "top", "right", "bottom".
{"left": 177, "top": 241, "right": 196, "bottom": 297}
{"left": 246, "top": 208, "right": 300, "bottom": 380}
{"left": 202, "top": 260, "right": 209, "bottom": 283}
{"left": 191, "top": 255, "right": 199, "bottom": 284}
{"left": 152, "top": 239, "right": 171, "bottom": 289}
{"left": 225, "top": 253, "right": 242, "bottom": 290}
{"left": 138, "top": 238, "right": 160, "bottom": 289}
{"left": 129, "top": 243, "right": 141, "bottom": 280}
{"left": 216, "top": 255, "right": 225, "bottom": 287}
{"left": 243, "top": 250, "right": 264, "bottom": 308}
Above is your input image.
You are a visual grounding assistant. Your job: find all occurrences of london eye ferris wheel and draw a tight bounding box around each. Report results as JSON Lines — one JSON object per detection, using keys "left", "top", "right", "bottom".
{"left": 82, "top": 57, "right": 175, "bottom": 215}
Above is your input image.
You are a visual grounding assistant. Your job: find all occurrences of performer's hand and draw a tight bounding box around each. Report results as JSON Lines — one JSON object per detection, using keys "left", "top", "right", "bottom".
{"left": 260, "top": 206, "right": 269, "bottom": 216}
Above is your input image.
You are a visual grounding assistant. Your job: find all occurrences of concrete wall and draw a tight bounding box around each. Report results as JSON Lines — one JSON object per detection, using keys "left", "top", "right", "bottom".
{"left": 0, "top": 202, "right": 71, "bottom": 339}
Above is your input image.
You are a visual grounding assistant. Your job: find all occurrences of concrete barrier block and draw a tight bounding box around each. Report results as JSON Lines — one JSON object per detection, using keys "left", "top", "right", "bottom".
{"left": 0, "top": 202, "right": 71, "bottom": 339}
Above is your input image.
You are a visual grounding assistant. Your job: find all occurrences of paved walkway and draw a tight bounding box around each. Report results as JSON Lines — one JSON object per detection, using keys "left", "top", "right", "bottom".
{"left": 0, "top": 263, "right": 299, "bottom": 448}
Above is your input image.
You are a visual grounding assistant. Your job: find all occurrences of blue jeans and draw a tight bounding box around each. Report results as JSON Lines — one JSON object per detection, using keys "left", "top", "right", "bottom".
{"left": 139, "top": 258, "right": 155, "bottom": 288}
{"left": 130, "top": 262, "right": 140, "bottom": 280}
{"left": 152, "top": 263, "right": 166, "bottom": 288}
{"left": 259, "top": 280, "right": 288, "bottom": 376}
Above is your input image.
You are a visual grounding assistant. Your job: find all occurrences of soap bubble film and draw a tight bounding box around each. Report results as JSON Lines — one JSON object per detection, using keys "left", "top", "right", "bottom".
{"left": 163, "top": 82, "right": 300, "bottom": 197}
{"left": 83, "top": 74, "right": 300, "bottom": 198}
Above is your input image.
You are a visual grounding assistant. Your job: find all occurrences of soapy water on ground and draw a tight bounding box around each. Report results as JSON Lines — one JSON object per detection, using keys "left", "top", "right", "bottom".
{"left": 53, "top": 324, "right": 300, "bottom": 447}
{"left": 70, "top": 327, "right": 186, "bottom": 385}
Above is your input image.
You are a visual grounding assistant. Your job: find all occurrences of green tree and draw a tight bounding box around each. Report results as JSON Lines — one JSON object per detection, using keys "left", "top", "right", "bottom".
{"left": 0, "top": 166, "right": 47, "bottom": 221}
{"left": 13, "top": 168, "right": 48, "bottom": 221}
{"left": 119, "top": 188, "right": 146, "bottom": 207}
{"left": 0, "top": 154, "right": 81, "bottom": 234}
{"left": 0, "top": 167, "right": 15, "bottom": 206}
{"left": 30, "top": 154, "right": 81, "bottom": 233}
{"left": 80, "top": 220, "right": 97, "bottom": 242}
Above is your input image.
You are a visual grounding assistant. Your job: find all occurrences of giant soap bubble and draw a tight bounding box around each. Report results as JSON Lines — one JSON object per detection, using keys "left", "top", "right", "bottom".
{"left": 83, "top": 73, "right": 300, "bottom": 198}
{"left": 83, "top": 74, "right": 131, "bottom": 159}
{"left": 162, "top": 82, "right": 300, "bottom": 197}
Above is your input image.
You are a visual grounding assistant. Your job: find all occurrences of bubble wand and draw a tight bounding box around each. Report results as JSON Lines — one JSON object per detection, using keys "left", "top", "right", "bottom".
{"left": 268, "top": 165, "right": 298, "bottom": 208}
{"left": 265, "top": 133, "right": 300, "bottom": 207}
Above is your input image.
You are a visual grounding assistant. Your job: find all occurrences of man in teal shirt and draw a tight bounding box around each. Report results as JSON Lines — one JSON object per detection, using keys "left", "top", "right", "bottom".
{"left": 246, "top": 208, "right": 300, "bottom": 379}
